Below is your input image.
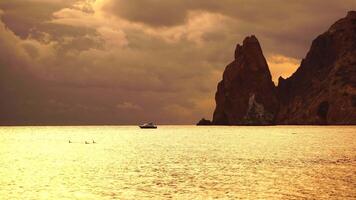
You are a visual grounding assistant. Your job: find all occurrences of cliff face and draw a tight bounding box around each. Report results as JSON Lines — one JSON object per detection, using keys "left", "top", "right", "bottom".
{"left": 276, "top": 11, "right": 356, "bottom": 124}
{"left": 212, "top": 36, "right": 279, "bottom": 125}
{"left": 199, "top": 11, "right": 356, "bottom": 125}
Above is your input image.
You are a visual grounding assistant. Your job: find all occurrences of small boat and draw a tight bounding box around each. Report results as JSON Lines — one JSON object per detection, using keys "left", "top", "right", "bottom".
{"left": 139, "top": 122, "right": 157, "bottom": 129}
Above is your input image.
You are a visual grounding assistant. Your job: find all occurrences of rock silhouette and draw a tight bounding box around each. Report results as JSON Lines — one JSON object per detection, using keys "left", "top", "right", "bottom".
{"left": 212, "top": 35, "right": 278, "bottom": 125}
{"left": 276, "top": 11, "right": 356, "bottom": 124}
{"left": 199, "top": 11, "right": 356, "bottom": 125}
{"left": 197, "top": 118, "right": 212, "bottom": 125}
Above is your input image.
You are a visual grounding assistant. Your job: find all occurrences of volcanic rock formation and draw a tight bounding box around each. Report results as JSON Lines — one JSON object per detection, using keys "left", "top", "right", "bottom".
{"left": 276, "top": 11, "right": 356, "bottom": 124}
{"left": 212, "top": 35, "right": 279, "bottom": 125}
{"left": 198, "top": 11, "right": 356, "bottom": 125}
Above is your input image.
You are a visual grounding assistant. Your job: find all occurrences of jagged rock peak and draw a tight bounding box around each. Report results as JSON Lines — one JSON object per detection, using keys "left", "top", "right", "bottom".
{"left": 198, "top": 11, "right": 356, "bottom": 126}
{"left": 243, "top": 35, "right": 259, "bottom": 45}
{"left": 329, "top": 10, "right": 356, "bottom": 32}
{"left": 235, "top": 35, "right": 261, "bottom": 59}
{"left": 212, "top": 35, "right": 278, "bottom": 125}
{"left": 276, "top": 11, "right": 356, "bottom": 124}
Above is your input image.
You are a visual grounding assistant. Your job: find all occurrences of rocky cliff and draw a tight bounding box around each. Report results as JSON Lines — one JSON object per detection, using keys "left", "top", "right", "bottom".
{"left": 276, "top": 11, "right": 356, "bottom": 124}
{"left": 198, "top": 11, "right": 356, "bottom": 125}
{"left": 212, "top": 36, "right": 279, "bottom": 125}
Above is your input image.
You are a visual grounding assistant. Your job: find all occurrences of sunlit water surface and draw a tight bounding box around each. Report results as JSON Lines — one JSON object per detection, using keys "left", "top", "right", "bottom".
{"left": 0, "top": 126, "right": 355, "bottom": 199}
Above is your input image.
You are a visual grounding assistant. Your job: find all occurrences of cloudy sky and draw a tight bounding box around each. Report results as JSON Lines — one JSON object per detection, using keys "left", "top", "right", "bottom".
{"left": 0, "top": 0, "right": 355, "bottom": 125}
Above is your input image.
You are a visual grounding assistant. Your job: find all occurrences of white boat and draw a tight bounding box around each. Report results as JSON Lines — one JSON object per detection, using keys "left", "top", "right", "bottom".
{"left": 139, "top": 122, "right": 157, "bottom": 129}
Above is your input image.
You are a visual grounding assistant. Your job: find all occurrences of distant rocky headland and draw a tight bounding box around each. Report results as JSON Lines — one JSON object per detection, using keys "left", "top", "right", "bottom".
{"left": 198, "top": 11, "right": 356, "bottom": 125}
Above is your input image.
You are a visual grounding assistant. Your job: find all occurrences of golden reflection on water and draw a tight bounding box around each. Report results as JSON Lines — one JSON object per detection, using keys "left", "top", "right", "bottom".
{"left": 0, "top": 126, "right": 355, "bottom": 199}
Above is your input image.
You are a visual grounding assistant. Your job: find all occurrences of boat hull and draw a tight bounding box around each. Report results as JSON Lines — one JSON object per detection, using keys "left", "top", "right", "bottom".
{"left": 139, "top": 126, "right": 157, "bottom": 129}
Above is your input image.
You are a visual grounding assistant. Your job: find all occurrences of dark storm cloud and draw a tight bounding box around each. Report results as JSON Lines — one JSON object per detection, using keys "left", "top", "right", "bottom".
{"left": 0, "top": 0, "right": 355, "bottom": 125}
{"left": 104, "top": 0, "right": 355, "bottom": 57}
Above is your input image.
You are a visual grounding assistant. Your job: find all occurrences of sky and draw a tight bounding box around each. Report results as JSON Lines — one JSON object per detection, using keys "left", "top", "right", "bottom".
{"left": 0, "top": 0, "right": 355, "bottom": 125}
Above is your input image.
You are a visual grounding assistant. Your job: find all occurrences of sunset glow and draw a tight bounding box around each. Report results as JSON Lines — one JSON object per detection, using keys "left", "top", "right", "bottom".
{"left": 0, "top": 1, "right": 355, "bottom": 199}
{"left": 0, "top": 0, "right": 354, "bottom": 124}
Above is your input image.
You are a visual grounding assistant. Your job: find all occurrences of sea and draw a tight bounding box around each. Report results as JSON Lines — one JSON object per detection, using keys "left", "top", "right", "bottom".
{"left": 0, "top": 126, "right": 355, "bottom": 199}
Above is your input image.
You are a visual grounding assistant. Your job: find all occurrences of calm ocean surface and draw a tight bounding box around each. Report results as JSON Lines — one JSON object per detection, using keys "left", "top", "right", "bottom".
{"left": 0, "top": 126, "right": 355, "bottom": 199}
